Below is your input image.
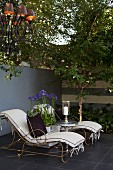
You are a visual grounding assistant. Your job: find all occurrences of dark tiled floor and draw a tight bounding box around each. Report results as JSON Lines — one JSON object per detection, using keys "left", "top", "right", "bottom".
{"left": 0, "top": 133, "right": 113, "bottom": 170}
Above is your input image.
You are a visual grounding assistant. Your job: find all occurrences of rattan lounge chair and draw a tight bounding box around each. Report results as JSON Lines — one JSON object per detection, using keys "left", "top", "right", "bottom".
{"left": 1, "top": 109, "right": 85, "bottom": 162}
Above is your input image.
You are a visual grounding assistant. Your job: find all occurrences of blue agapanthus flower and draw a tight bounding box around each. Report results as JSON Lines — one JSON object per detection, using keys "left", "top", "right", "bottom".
{"left": 49, "top": 93, "right": 58, "bottom": 101}
{"left": 28, "top": 96, "right": 36, "bottom": 101}
{"left": 28, "top": 90, "right": 58, "bottom": 125}
{"left": 38, "top": 90, "right": 49, "bottom": 97}
{"left": 35, "top": 94, "right": 41, "bottom": 99}
{"left": 28, "top": 90, "right": 58, "bottom": 103}
{"left": 28, "top": 90, "right": 58, "bottom": 114}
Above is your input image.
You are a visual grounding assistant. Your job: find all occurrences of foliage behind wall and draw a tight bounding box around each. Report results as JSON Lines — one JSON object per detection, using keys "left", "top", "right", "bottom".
{"left": 69, "top": 104, "right": 113, "bottom": 134}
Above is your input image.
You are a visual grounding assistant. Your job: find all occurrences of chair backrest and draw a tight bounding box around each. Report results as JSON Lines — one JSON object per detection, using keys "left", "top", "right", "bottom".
{"left": 1, "top": 109, "right": 33, "bottom": 142}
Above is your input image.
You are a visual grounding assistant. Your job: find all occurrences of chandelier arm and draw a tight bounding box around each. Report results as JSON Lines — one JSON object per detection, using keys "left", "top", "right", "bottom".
{"left": 0, "top": 0, "right": 36, "bottom": 57}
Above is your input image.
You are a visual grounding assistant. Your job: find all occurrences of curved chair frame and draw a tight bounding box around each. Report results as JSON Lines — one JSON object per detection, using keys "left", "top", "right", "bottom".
{"left": 1, "top": 109, "right": 85, "bottom": 162}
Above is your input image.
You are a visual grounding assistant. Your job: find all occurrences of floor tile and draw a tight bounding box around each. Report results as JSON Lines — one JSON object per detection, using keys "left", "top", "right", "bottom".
{"left": 71, "top": 150, "right": 105, "bottom": 163}
{"left": 25, "top": 155, "right": 65, "bottom": 168}
{"left": 0, "top": 133, "right": 113, "bottom": 170}
{"left": 85, "top": 144, "right": 111, "bottom": 155}
{"left": 18, "top": 164, "right": 59, "bottom": 170}
{"left": 100, "top": 148, "right": 113, "bottom": 165}
{"left": 58, "top": 159, "right": 97, "bottom": 170}
{"left": 94, "top": 163, "right": 113, "bottom": 170}
{"left": 0, "top": 158, "right": 27, "bottom": 170}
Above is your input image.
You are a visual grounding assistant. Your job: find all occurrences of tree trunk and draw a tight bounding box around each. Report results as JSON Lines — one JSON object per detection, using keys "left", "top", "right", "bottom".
{"left": 78, "top": 88, "right": 83, "bottom": 122}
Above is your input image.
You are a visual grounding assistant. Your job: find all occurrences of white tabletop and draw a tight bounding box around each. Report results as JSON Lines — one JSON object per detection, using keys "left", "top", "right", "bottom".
{"left": 59, "top": 121, "right": 77, "bottom": 127}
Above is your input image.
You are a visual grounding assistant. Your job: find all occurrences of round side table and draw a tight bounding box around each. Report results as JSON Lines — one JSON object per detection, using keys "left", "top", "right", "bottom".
{"left": 59, "top": 121, "right": 77, "bottom": 132}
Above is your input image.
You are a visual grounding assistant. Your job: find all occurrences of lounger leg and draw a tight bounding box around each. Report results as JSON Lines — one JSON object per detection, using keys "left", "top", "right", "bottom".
{"left": 89, "top": 133, "right": 94, "bottom": 144}
{"left": 58, "top": 142, "right": 67, "bottom": 163}
{"left": 97, "top": 131, "right": 100, "bottom": 139}
{"left": 70, "top": 148, "right": 79, "bottom": 157}
{"left": 70, "top": 143, "right": 84, "bottom": 157}
{"left": 18, "top": 142, "right": 26, "bottom": 157}
{"left": 81, "top": 129, "right": 91, "bottom": 145}
{"left": 94, "top": 133, "right": 97, "bottom": 141}
{"left": 89, "top": 133, "right": 98, "bottom": 144}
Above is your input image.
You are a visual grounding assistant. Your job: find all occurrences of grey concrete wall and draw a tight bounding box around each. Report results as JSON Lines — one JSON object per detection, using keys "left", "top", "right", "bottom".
{"left": 0, "top": 66, "right": 62, "bottom": 112}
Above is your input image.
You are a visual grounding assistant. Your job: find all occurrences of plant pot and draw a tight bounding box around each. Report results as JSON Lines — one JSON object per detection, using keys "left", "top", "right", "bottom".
{"left": 46, "top": 126, "right": 52, "bottom": 133}
{"left": 46, "top": 125, "right": 61, "bottom": 133}
{"left": 52, "top": 125, "right": 61, "bottom": 132}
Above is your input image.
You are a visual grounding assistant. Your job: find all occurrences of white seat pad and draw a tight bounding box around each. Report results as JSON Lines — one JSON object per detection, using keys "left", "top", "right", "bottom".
{"left": 2, "top": 109, "right": 85, "bottom": 148}
{"left": 76, "top": 121, "right": 102, "bottom": 133}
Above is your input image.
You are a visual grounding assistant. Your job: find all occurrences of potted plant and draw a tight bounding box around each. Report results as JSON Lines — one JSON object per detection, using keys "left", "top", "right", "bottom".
{"left": 28, "top": 90, "right": 58, "bottom": 132}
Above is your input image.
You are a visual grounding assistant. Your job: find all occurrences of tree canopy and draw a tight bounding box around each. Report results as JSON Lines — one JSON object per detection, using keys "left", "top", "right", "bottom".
{"left": 0, "top": 0, "right": 113, "bottom": 83}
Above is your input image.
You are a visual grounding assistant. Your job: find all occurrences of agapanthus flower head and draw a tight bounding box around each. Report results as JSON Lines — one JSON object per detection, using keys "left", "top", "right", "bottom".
{"left": 35, "top": 94, "right": 41, "bottom": 99}
{"left": 38, "top": 90, "right": 48, "bottom": 97}
{"left": 49, "top": 93, "right": 58, "bottom": 101}
{"left": 28, "top": 96, "right": 36, "bottom": 101}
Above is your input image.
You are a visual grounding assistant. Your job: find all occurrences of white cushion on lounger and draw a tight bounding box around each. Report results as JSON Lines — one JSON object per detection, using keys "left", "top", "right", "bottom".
{"left": 76, "top": 121, "right": 102, "bottom": 133}
{"left": 2, "top": 109, "right": 85, "bottom": 148}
